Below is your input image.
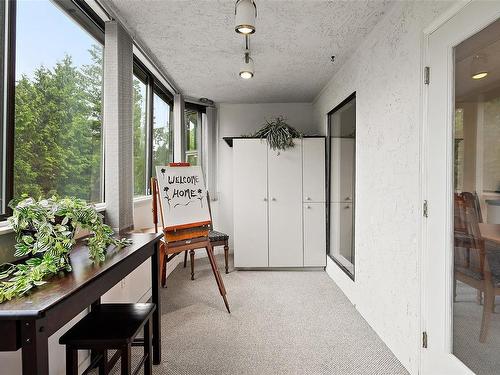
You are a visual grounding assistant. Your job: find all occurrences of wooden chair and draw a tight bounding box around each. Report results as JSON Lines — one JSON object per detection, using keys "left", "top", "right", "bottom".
{"left": 182, "top": 192, "right": 230, "bottom": 280}
{"left": 454, "top": 193, "right": 500, "bottom": 342}
{"left": 59, "top": 303, "right": 155, "bottom": 375}
{"left": 152, "top": 178, "right": 230, "bottom": 313}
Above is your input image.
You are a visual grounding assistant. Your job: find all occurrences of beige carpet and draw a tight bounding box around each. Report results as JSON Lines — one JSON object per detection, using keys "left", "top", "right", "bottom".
{"left": 96, "top": 255, "right": 408, "bottom": 375}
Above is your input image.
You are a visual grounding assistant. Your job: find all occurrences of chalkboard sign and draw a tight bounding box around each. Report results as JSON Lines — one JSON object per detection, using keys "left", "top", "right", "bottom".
{"left": 155, "top": 165, "right": 211, "bottom": 231}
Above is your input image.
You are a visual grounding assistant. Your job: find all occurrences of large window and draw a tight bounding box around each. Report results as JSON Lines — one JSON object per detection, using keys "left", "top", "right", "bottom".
{"left": 133, "top": 73, "right": 148, "bottom": 196}
{"left": 184, "top": 103, "right": 204, "bottom": 166}
{"left": 152, "top": 90, "right": 173, "bottom": 172}
{"left": 132, "top": 60, "right": 174, "bottom": 195}
{"left": 13, "top": 0, "right": 104, "bottom": 204}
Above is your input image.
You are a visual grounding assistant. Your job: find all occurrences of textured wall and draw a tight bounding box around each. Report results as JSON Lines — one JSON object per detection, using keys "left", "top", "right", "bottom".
{"left": 212, "top": 103, "right": 320, "bottom": 249}
{"left": 312, "top": 1, "right": 457, "bottom": 373}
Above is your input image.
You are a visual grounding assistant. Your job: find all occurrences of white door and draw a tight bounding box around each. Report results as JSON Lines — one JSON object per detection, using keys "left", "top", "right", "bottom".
{"left": 423, "top": 1, "right": 500, "bottom": 373}
{"left": 233, "top": 139, "right": 269, "bottom": 267}
{"left": 268, "top": 140, "right": 303, "bottom": 267}
{"left": 303, "top": 202, "right": 326, "bottom": 267}
{"left": 303, "top": 138, "right": 326, "bottom": 203}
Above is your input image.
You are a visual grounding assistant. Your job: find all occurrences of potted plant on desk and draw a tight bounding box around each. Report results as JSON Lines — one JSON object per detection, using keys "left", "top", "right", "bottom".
{"left": 0, "top": 196, "right": 132, "bottom": 302}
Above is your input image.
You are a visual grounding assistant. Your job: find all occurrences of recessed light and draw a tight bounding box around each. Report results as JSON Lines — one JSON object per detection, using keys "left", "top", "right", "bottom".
{"left": 472, "top": 72, "right": 488, "bottom": 80}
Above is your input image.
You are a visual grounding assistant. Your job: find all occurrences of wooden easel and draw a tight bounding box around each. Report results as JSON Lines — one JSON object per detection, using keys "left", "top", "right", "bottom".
{"left": 151, "top": 165, "right": 230, "bottom": 313}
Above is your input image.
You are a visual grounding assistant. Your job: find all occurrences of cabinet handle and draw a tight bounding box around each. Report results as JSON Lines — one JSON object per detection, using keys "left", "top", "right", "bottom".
{"left": 306, "top": 205, "right": 311, "bottom": 209}
{"left": 263, "top": 198, "right": 268, "bottom": 202}
{"left": 344, "top": 205, "right": 350, "bottom": 209}
{"left": 345, "top": 197, "right": 351, "bottom": 201}
{"left": 272, "top": 197, "right": 276, "bottom": 201}
{"left": 306, "top": 197, "right": 311, "bottom": 201}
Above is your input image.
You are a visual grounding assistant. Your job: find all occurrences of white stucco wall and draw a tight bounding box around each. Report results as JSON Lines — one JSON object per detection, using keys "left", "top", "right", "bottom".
{"left": 211, "top": 103, "right": 320, "bottom": 250}
{"left": 312, "top": 1, "right": 457, "bottom": 374}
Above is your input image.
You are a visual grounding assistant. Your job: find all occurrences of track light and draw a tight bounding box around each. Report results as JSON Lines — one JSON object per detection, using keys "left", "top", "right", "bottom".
{"left": 239, "top": 50, "right": 254, "bottom": 79}
{"left": 235, "top": 0, "right": 257, "bottom": 34}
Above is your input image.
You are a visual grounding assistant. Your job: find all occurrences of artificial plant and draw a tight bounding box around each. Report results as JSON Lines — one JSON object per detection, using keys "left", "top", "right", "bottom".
{"left": 0, "top": 196, "right": 132, "bottom": 302}
{"left": 252, "top": 116, "right": 302, "bottom": 151}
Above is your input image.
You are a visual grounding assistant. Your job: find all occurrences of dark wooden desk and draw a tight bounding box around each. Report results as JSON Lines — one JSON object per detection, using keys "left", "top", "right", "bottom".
{"left": 0, "top": 232, "right": 163, "bottom": 375}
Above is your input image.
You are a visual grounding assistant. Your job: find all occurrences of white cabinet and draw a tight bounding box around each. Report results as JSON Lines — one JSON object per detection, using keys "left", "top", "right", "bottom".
{"left": 233, "top": 138, "right": 326, "bottom": 268}
{"left": 303, "top": 138, "right": 326, "bottom": 202}
{"left": 303, "top": 203, "right": 326, "bottom": 266}
{"left": 233, "top": 139, "right": 269, "bottom": 267}
{"left": 268, "top": 142, "right": 303, "bottom": 267}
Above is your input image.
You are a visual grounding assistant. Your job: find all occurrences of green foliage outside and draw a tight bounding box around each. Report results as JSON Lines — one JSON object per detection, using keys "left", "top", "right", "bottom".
{"left": 14, "top": 44, "right": 151, "bottom": 200}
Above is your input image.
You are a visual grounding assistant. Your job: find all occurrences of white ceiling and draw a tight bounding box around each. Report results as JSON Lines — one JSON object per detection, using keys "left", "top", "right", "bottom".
{"left": 108, "top": 0, "right": 394, "bottom": 103}
{"left": 456, "top": 18, "right": 500, "bottom": 102}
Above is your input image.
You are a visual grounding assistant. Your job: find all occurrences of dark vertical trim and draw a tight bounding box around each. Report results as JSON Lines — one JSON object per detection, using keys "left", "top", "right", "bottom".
{"left": 146, "top": 75, "right": 154, "bottom": 192}
{"left": 1, "top": 0, "right": 16, "bottom": 219}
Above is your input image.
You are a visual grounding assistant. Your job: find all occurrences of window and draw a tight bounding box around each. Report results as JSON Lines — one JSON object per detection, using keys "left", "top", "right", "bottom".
{"left": 184, "top": 104, "right": 204, "bottom": 166}
{"left": 133, "top": 73, "right": 148, "bottom": 196}
{"left": 132, "top": 59, "right": 174, "bottom": 195}
{"left": 327, "top": 93, "right": 356, "bottom": 278}
{"left": 152, "top": 90, "right": 173, "bottom": 173}
{"left": 13, "top": 0, "right": 104, "bottom": 204}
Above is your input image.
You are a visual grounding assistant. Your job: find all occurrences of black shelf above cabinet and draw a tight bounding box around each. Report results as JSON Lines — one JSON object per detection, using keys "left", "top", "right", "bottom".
{"left": 223, "top": 135, "right": 325, "bottom": 148}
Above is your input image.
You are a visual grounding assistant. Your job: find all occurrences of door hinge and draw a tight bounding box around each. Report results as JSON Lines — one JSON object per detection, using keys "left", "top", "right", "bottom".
{"left": 423, "top": 200, "right": 429, "bottom": 218}
{"left": 422, "top": 331, "right": 428, "bottom": 348}
{"left": 424, "top": 66, "right": 430, "bottom": 85}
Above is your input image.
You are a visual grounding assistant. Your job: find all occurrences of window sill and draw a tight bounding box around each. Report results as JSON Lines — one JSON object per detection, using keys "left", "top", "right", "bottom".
{"left": 133, "top": 195, "right": 152, "bottom": 204}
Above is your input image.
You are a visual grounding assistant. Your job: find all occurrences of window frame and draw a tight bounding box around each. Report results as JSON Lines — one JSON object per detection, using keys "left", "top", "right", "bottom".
{"left": 133, "top": 57, "right": 174, "bottom": 196}
{"left": 326, "top": 92, "right": 356, "bottom": 280}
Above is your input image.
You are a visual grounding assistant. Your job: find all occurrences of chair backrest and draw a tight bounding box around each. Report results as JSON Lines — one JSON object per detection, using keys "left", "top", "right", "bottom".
{"left": 462, "top": 191, "right": 483, "bottom": 223}
{"left": 454, "top": 192, "right": 485, "bottom": 275}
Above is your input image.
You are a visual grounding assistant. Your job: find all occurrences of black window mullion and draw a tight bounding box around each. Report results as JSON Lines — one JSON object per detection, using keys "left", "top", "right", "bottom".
{"left": 146, "top": 75, "right": 154, "bottom": 194}
{"left": 1, "top": 0, "right": 16, "bottom": 220}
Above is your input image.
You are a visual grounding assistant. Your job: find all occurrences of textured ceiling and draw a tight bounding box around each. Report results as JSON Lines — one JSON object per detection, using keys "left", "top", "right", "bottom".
{"left": 108, "top": 0, "right": 394, "bottom": 103}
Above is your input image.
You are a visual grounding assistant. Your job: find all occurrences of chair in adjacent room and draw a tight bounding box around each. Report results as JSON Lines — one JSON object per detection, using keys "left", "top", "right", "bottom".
{"left": 454, "top": 193, "right": 500, "bottom": 342}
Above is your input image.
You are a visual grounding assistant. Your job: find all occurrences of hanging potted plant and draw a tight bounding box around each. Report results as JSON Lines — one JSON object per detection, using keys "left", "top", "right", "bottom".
{"left": 0, "top": 196, "right": 132, "bottom": 302}
{"left": 251, "top": 116, "right": 303, "bottom": 152}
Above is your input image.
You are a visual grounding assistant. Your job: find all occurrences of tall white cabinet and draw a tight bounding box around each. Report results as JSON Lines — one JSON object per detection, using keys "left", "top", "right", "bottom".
{"left": 233, "top": 137, "right": 326, "bottom": 268}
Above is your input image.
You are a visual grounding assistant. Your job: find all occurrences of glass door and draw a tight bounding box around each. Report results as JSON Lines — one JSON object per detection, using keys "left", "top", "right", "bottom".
{"left": 423, "top": 2, "right": 500, "bottom": 373}
{"left": 328, "top": 94, "right": 356, "bottom": 278}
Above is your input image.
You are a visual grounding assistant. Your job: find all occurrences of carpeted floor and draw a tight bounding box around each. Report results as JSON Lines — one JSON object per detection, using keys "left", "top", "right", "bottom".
{"left": 97, "top": 255, "right": 408, "bottom": 375}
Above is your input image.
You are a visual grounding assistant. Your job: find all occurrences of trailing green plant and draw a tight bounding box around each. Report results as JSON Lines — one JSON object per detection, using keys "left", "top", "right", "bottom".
{"left": 251, "top": 116, "right": 302, "bottom": 151}
{"left": 0, "top": 196, "right": 132, "bottom": 302}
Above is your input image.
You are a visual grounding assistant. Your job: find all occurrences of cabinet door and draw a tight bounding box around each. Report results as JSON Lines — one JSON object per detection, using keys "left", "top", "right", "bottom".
{"left": 303, "top": 203, "right": 326, "bottom": 266}
{"left": 329, "top": 202, "right": 354, "bottom": 268}
{"left": 303, "top": 138, "right": 326, "bottom": 203}
{"left": 268, "top": 140, "right": 303, "bottom": 267}
{"left": 233, "top": 139, "right": 269, "bottom": 267}
{"left": 330, "top": 138, "right": 355, "bottom": 203}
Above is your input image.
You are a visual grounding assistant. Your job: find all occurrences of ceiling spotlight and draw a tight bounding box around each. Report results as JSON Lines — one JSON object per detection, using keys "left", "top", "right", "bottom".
{"left": 199, "top": 97, "right": 214, "bottom": 105}
{"left": 235, "top": 0, "right": 257, "bottom": 34}
{"left": 471, "top": 54, "right": 488, "bottom": 80}
{"left": 239, "top": 50, "right": 254, "bottom": 79}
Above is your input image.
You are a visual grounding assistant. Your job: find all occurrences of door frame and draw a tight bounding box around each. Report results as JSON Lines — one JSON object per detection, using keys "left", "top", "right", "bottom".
{"left": 420, "top": 1, "right": 500, "bottom": 373}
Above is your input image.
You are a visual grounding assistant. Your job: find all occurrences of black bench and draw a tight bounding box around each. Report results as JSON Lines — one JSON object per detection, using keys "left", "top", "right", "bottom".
{"left": 59, "top": 303, "right": 156, "bottom": 375}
